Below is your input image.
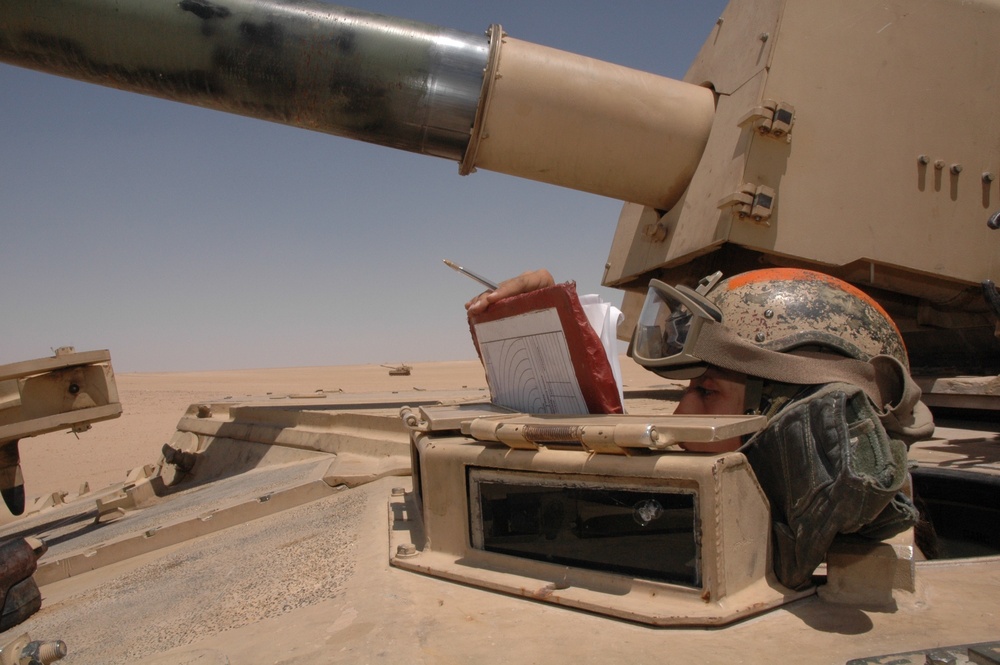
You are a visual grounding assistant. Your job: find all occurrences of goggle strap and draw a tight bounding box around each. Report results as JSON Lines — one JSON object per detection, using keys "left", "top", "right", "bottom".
{"left": 693, "top": 324, "right": 888, "bottom": 407}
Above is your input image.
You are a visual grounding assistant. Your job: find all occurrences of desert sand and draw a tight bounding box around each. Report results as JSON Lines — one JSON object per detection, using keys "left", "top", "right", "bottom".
{"left": 17, "top": 357, "right": 669, "bottom": 503}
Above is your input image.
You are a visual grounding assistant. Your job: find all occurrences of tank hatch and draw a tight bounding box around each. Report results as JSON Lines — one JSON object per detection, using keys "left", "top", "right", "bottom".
{"left": 391, "top": 404, "right": 812, "bottom": 626}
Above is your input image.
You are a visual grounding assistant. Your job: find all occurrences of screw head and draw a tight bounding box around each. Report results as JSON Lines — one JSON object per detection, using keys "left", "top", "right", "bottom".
{"left": 755, "top": 332, "right": 767, "bottom": 343}
{"left": 988, "top": 210, "right": 1000, "bottom": 230}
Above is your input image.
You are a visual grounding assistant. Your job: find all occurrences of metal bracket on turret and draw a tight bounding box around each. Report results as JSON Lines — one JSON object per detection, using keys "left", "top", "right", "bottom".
{"left": 738, "top": 100, "right": 795, "bottom": 141}
{"left": 718, "top": 183, "right": 776, "bottom": 225}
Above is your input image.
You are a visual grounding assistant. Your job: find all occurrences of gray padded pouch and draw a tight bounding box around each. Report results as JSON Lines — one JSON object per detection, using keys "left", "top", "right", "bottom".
{"left": 740, "top": 383, "right": 916, "bottom": 589}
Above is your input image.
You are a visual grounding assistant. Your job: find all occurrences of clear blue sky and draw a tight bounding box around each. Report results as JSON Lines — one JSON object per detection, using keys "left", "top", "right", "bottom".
{"left": 1, "top": 0, "right": 728, "bottom": 372}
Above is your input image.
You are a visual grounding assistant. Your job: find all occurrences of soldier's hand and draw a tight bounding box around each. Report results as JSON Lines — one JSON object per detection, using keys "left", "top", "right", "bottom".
{"left": 465, "top": 269, "right": 554, "bottom": 315}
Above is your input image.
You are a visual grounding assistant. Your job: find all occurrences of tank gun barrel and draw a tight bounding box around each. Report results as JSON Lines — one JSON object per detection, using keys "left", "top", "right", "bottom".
{"left": 0, "top": 0, "right": 715, "bottom": 209}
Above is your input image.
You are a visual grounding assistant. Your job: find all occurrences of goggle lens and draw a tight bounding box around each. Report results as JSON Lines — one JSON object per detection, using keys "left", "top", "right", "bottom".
{"left": 630, "top": 278, "right": 723, "bottom": 379}
{"left": 634, "top": 288, "right": 694, "bottom": 360}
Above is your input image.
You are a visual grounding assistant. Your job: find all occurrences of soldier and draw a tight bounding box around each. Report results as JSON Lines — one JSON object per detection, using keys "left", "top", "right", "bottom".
{"left": 468, "top": 267, "right": 935, "bottom": 588}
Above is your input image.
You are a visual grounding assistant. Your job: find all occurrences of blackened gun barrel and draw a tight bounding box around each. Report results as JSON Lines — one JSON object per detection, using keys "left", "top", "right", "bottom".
{"left": 0, "top": 0, "right": 715, "bottom": 210}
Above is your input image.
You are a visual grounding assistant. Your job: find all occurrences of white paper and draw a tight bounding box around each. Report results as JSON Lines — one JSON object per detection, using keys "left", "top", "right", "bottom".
{"left": 475, "top": 308, "right": 589, "bottom": 414}
{"left": 578, "top": 294, "right": 625, "bottom": 409}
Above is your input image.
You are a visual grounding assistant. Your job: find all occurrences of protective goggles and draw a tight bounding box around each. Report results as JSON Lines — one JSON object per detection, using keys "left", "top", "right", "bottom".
{"left": 629, "top": 273, "right": 723, "bottom": 379}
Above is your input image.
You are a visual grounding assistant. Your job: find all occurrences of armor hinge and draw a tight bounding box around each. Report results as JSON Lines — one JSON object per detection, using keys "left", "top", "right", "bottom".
{"left": 738, "top": 100, "right": 795, "bottom": 141}
{"left": 718, "top": 183, "right": 776, "bottom": 225}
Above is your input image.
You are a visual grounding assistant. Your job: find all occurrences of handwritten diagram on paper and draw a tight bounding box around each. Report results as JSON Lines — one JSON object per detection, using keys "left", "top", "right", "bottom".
{"left": 474, "top": 307, "right": 589, "bottom": 414}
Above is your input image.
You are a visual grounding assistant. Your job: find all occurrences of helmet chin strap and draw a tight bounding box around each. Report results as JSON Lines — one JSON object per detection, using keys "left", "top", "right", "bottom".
{"left": 743, "top": 376, "right": 764, "bottom": 416}
{"left": 741, "top": 376, "right": 811, "bottom": 424}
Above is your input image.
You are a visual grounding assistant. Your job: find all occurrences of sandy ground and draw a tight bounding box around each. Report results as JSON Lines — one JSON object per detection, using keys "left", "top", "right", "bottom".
{"left": 17, "top": 357, "right": 667, "bottom": 502}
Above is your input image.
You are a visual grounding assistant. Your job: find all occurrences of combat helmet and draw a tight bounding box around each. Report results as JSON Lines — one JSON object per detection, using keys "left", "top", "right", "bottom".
{"left": 708, "top": 268, "right": 907, "bottom": 366}
{"left": 629, "top": 268, "right": 910, "bottom": 399}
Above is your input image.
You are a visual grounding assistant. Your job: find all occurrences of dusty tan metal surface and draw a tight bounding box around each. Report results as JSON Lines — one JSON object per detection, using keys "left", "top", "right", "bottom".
{"left": 461, "top": 412, "right": 765, "bottom": 451}
{"left": 0, "top": 388, "right": 994, "bottom": 662}
{"left": 1, "top": 474, "right": 996, "bottom": 664}
{"left": 471, "top": 36, "right": 715, "bottom": 210}
{"left": 613, "top": 0, "right": 1000, "bottom": 292}
{"left": 916, "top": 376, "right": 1000, "bottom": 412}
{"left": 393, "top": 431, "right": 806, "bottom": 626}
{"left": 603, "top": 68, "right": 771, "bottom": 287}
{"left": 604, "top": 0, "right": 1000, "bottom": 363}
{"left": 0, "top": 349, "right": 121, "bottom": 443}
{"left": 729, "top": 0, "right": 1000, "bottom": 291}
{"left": 908, "top": 426, "right": 1000, "bottom": 476}
{"left": 603, "top": 0, "right": 783, "bottom": 285}
{"left": 0, "top": 349, "right": 122, "bottom": 523}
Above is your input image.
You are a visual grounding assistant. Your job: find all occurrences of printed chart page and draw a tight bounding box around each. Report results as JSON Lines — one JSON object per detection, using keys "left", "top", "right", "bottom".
{"left": 474, "top": 307, "right": 588, "bottom": 414}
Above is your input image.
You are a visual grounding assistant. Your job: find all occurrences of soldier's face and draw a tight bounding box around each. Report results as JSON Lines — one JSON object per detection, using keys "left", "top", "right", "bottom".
{"left": 673, "top": 366, "right": 747, "bottom": 452}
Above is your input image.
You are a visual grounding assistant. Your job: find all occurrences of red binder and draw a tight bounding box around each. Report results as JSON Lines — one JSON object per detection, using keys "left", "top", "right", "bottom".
{"left": 468, "top": 283, "right": 624, "bottom": 415}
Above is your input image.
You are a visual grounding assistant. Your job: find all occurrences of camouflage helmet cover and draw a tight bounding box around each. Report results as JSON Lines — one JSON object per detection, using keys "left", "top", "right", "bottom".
{"left": 708, "top": 268, "right": 908, "bottom": 368}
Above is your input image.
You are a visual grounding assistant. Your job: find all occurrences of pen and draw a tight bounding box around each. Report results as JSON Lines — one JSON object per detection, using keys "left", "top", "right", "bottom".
{"left": 443, "top": 259, "right": 499, "bottom": 291}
